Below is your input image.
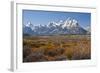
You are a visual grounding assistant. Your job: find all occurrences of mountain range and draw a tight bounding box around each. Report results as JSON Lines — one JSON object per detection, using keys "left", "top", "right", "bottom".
{"left": 23, "top": 17, "right": 90, "bottom": 36}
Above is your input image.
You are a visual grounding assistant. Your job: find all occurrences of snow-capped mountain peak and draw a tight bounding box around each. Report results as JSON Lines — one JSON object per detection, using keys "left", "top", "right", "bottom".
{"left": 71, "top": 19, "right": 79, "bottom": 28}
{"left": 62, "top": 17, "right": 79, "bottom": 29}
{"left": 57, "top": 20, "right": 63, "bottom": 25}
{"left": 47, "top": 22, "right": 57, "bottom": 28}
{"left": 25, "top": 22, "right": 32, "bottom": 27}
{"left": 85, "top": 25, "right": 91, "bottom": 34}
{"left": 25, "top": 22, "right": 36, "bottom": 30}
{"left": 23, "top": 17, "right": 88, "bottom": 35}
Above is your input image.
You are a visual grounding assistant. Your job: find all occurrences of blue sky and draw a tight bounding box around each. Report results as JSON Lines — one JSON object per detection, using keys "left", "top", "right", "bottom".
{"left": 23, "top": 10, "right": 91, "bottom": 28}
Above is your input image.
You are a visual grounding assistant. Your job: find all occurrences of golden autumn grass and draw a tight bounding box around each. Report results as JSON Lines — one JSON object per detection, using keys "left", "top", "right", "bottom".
{"left": 23, "top": 35, "right": 91, "bottom": 62}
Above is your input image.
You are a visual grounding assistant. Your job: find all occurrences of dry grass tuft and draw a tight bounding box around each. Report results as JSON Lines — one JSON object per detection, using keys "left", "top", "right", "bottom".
{"left": 23, "top": 35, "right": 91, "bottom": 62}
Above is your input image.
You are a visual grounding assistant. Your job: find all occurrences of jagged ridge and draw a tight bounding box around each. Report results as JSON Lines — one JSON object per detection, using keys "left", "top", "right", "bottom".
{"left": 23, "top": 17, "right": 90, "bottom": 35}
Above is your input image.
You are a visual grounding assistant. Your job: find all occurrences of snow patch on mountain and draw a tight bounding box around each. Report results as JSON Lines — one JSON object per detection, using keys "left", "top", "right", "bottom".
{"left": 23, "top": 17, "right": 89, "bottom": 35}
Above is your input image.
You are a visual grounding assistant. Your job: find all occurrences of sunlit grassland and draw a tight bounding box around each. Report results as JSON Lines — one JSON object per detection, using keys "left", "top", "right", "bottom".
{"left": 23, "top": 35, "right": 91, "bottom": 62}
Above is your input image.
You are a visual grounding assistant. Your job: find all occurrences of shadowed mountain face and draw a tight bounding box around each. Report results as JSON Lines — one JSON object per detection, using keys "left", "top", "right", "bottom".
{"left": 23, "top": 17, "right": 90, "bottom": 36}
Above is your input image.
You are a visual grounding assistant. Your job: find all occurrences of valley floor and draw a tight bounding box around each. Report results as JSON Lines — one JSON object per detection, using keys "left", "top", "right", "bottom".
{"left": 23, "top": 35, "right": 91, "bottom": 62}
